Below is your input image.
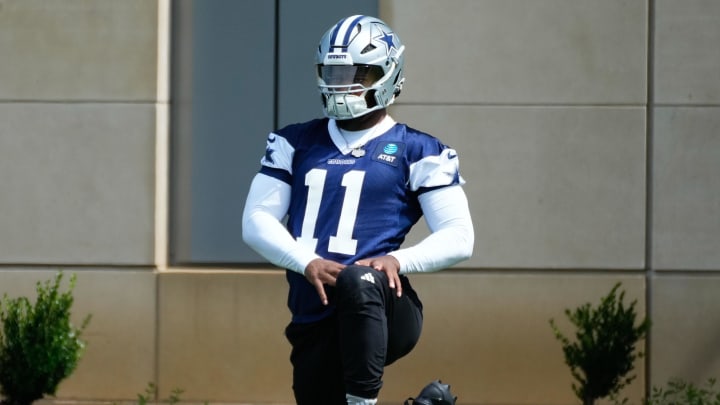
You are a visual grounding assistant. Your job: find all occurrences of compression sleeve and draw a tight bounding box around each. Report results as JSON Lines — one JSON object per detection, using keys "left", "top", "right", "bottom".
{"left": 389, "top": 185, "right": 474, "bottom": 273}
{"left": 242, "top": 173, "right": 320, "bottom": 274}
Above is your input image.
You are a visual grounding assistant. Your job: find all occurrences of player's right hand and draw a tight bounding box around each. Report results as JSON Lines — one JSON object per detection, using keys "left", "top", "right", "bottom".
{"left": 304, "top": 258, "right": 346, "bottom": 306}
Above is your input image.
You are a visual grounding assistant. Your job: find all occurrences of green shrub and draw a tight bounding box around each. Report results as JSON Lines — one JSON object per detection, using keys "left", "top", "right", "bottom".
{"left": 135, "top": 382, "right": 184, "bottom": 405}
{"left": 645, "top": 378, "right": 720, "bottom": 405}
{"left": 0, "top": 272, "right": 91, "bottom": 405}
{"left": 550, "top": 282, "right": 651, "bottom": 405}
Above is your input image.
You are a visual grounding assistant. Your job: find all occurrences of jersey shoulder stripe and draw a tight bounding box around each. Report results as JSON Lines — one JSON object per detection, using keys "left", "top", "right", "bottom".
{"left": 259, "top": 118, "right": 329, "bottom": 178}
{"left": 399, "top": 125, "right": 464, "bottom": 191}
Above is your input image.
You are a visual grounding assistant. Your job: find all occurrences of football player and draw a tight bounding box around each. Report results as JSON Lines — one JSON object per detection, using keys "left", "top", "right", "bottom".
{"left": 242, "top": 15, "right": 473, "bottom": 405}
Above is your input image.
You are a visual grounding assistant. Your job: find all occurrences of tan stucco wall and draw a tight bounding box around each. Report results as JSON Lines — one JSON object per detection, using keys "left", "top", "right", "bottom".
{"left": 1, "top": 1, "right": 719, "bottom": 404}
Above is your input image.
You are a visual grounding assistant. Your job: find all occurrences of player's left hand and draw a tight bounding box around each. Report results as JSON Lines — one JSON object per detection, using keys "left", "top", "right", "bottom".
{"left": 355, "top": 255, "right": 402, "bottom": 297}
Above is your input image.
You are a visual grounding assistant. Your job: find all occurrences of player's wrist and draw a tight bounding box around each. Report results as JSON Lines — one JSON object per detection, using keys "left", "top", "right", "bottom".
{"left": 387, "top": 252, "right": 407, "bottom": 274}
{"left": 296, "top": 254, "right": 322, "bottom": 275}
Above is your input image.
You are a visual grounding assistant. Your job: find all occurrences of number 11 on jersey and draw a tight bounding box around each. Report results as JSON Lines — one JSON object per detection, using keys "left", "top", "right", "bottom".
{"left": 296, "top": 168, "right": 365, "bottom": 256}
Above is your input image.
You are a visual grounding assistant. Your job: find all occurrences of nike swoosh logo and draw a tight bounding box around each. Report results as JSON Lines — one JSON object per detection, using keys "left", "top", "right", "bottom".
{"left": 268, "top": 135, "right": 276, "bottom": 143}
{"left": 448, "top": 152, "right": 457, "bottom": 159}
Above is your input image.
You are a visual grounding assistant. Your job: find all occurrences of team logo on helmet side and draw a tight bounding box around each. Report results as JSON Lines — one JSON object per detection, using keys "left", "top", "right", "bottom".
{"left": 374, "top": 28, "right": 397, "bottom": 56}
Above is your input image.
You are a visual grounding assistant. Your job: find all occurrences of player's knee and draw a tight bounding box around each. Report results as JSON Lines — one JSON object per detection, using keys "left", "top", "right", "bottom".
{"left": 336, "top": 265, "right": 386, "bottom": 301}
{"left": 336, "top": 266, "right": 384, "bottom": 314}
{"left": 337, "top": 265, "right": 372, "bottom": 291}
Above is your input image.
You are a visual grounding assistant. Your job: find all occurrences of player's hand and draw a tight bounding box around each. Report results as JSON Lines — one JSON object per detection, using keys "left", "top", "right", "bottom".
{"left": 304, "top": 258, "right": 346, "bottom": 306}
{"left": 355, "top": 255, "right": 402, "bottom": 297}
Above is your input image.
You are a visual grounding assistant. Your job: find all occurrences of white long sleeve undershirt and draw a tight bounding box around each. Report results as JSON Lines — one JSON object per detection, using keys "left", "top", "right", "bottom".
{"left": 242, "top": 173, "right": 474, "bottom": 274}
{"left": 389, "top": 184, "right": 474, "bottom": 273}
{"left": 242, "top": 173, "right": 320, "bottom": 273}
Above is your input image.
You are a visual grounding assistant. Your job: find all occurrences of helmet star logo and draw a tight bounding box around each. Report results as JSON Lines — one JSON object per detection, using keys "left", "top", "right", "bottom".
{"left": 374, "top": 28, "right": 396, "bottom": 55}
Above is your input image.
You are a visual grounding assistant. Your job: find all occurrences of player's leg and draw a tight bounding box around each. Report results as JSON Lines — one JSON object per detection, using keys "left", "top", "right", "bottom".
{"left": 285, "top": 316, "right": 346, "bottom": 405}
{"left": 386, "top": 275, "right": 423, "bottom": 365}
{"left": 335, "top": 265, "right": 423, "bottom": 401}
{"left": 336, "top": 265, "right": 388, "bottom": 400}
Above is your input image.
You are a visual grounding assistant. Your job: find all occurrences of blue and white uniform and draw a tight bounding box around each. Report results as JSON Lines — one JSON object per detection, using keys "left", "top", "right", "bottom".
{"left": 243, "top": 14, "right": 474, "bottom": 405}
{"left": 243, "top": 116, "right": 473, "bottom": 323}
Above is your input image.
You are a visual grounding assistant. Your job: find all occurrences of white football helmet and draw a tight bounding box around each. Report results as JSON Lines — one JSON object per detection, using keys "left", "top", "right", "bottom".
{"left": 316, "top": 15, "right": 405, "bottom": 120}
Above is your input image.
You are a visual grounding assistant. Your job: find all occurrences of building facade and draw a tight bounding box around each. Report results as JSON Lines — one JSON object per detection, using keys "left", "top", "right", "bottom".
{"left": 1, "top": 1, "right": 719, "bottom": 404}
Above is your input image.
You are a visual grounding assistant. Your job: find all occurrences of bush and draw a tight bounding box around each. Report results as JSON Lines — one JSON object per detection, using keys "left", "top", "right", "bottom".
{"left": 0, "top": 272, "right": 91, "bottom": 405}
{"left": 133, "top": 382, "right": 185, "bottom": 405}
{"left": 645, "top": 378, "right": 720, "bottom": 405}
{"left": 550, "top": 282, "right": 651, "bottom": 405}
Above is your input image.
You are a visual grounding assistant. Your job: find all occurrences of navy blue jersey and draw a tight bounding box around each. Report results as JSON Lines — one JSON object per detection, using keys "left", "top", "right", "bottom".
{"left": 259, "top": 118, "right": 462, "bottom": 323}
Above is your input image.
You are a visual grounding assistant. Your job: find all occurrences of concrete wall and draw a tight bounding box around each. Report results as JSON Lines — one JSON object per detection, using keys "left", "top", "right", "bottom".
{"left": 0, "top": 0, "right": 166, "bottom": 400}
{"left": 1, "top": 1, "right": 719, "bottom": 404}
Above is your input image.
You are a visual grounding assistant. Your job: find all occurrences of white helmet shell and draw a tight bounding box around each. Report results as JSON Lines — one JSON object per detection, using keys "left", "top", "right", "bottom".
{"left": 316, "top": 15, "right": 405, "bottom": 120}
